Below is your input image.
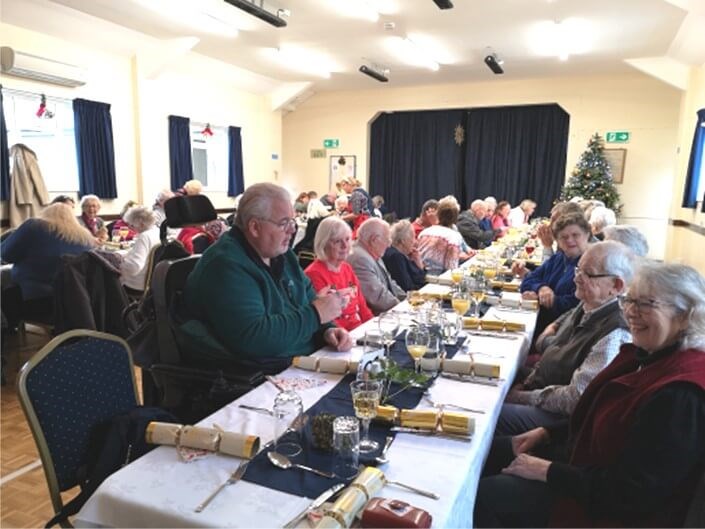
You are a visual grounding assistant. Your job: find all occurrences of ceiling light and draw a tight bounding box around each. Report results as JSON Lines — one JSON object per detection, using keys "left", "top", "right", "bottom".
{"left": 223, "top": 0, "right": 288, "bottom": 28}
{"left": 359, "top": 63, "right": 389, "bottom": 82}
{"left": 528, "top": 18, "right": 594, "bottom": 59}
{"left": 327, "top": 0, "right": 379, "bottom": 22}
{"left": 432, "top": 0, "right": 454, "bottom": 8}
{"left": 386, "top": 36, "right": 440, "bottom": 71}
{"left": 263, "top": 47, "right": 338, "bottom": 78}
{"left": 484, "top": 52, "right": 504, "bottom": 74}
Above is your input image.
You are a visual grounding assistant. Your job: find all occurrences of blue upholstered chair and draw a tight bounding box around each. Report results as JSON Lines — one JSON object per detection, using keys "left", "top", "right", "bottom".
{"left": 16, "top": 330, "right": 139, "bottom": 528}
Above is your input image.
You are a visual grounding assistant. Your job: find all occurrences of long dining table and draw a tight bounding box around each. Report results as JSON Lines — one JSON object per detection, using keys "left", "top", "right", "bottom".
{"left": 75, "top": 281, "right": 536, "bottom": 528}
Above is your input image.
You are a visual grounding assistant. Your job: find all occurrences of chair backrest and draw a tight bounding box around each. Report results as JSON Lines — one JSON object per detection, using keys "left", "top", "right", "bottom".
{"left": 151, "top": 255, "right": 200, "bottom": 365}
{"left": 16, "top": 330, "right": 139, "bottom": 518}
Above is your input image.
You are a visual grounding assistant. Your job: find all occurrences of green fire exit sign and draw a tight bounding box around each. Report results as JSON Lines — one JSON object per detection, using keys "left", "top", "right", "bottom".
{"left": 606, "top": 131, "right": 630, "bottom": 143}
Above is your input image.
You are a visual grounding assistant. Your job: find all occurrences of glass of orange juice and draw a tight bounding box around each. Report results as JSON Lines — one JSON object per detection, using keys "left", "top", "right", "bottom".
{"left": 405, "top": 325, "right": 430, "bottom": 373}
{"left": 451, "top": 290, "right": 471, "bottom": 316}
{"left": 451, "top": 268, "right": 464, "bottom": 285}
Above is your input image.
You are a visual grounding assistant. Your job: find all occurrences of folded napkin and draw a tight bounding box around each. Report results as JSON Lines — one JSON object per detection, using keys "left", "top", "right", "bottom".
{"left": 440, "top": 411, "right": 475, "bottom": 435}
{"left": 400, "top": 409, "right": 439, "bottom": 430}
{"left": 145, "top": 422, "right": 260, "bottom": 459}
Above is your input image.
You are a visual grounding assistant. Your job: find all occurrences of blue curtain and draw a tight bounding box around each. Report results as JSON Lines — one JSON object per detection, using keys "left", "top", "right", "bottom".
{"left": 168, "top": 115, "right": 193, "bottom": 190}
{"left": 228, "top": 126, "right": 244, "bottom": 197}
{"left": 681, "top": 108, "right": 705, "bottom": 211}
{"left": 73, "top": 98, "right": 117, "bottom": 198}
{"left": 463, "top": 103, "right": 569, "bottom": 218}
{"left": 369, "top": 109, "right": 467, "bottom": 219}
{"left": 0, "top": 87, "right": 11, "bottom": 200}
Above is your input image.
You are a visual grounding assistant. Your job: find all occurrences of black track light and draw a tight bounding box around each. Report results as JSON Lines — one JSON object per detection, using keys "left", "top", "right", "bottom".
{"left": 359, "top": 65, "right": 388, "bottom": 82}
{"left": 432, "top": 0, "right": 454, "bottom": 9}
{"left": 484, "top": 53, "right": 504, "bottom": 74}
{"left": 223, "top": 0, "right": 287, "bottom": 28}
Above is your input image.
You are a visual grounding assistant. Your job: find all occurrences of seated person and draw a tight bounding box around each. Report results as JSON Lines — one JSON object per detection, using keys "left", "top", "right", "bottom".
{"left": 1, "top": 203, "right": 95, "bottom": 326}
{"left": 417, "top": 201, "right": 472, "bottom": 275}
{"left": 77, "top": 194, "right": 108, "bottom": 243}
{"left": 507, "top": 198, "right": 536, "bottom": 227}
{"left": 180, "top": 183, "right": 352, "bottom": 365}
{"left": 107, "top": 200, "right": 138, "bottom": 241}
{"left": 347, "top": 217, "right": 405, "bottom": 314}
{"left": 588, "top": 205, "right": 616, "bottom": 240}
{"left": 382, "top": 219, "right": 426, "bottom": 292}
{"left": 496, "top": 241, "right": 634, "bottom": 435}
{"left": 411, "top": 199, "right": 439, "bottom": 238}
{"left": 491, "top": 200, "right": 511, "bottom": 236}
{"left": 119, "top": 206, "right": 160, "bottom": 294}
{"left": 603, "top": 224, "right": 649, "bottom": 257}
{"left": 304, "top": 216, "right": 373, "bottom": 331}
{"left": 475, "top": 262, "right": 705, "bottom": 528}
{"left": 535, "top": 201, "right": 583, "bottom": 263}
{"left": 516, "top": 213, "right": 592, "bottom": 338}
{"left": 457, "top": 199, "right": 501, "bottom": 249}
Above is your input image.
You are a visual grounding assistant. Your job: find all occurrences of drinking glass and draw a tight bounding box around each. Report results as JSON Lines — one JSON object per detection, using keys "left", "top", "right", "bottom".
{"left": 419, "top": 333, "right": 441, "bottom": 377}
{"left": 450, "top": 268, "right": 464, "bottom": 285}
{"left": 451, "top": 289, "right": 471, "bottom": 317}
{"left": 273, "top": 390, "right": 303, "bottom": 457}
{"left": 407, "top": 290, "right": 425, "bottom": 313}
{"left": 442, "top": 309, "right": 461, "bottom": 345}
{"left": 111, "top": 229, "right": 121, "bottom": 243}
{"left": 118, "top": 226, "right": 130, "bottom": 241}
{"left": 468, "top": 277, "right": 487, "bottom": 318}
{"left": 405, "top": 325, "right": 430, "bottom": 373}
{"left": 350, "top": 379, "right": 381, "bottom": 453}
{"left": 377, "top": 311, "right": 400, "bottom": 355}
{"left": 332, "top": 416, "right": 360, "bottom": 479}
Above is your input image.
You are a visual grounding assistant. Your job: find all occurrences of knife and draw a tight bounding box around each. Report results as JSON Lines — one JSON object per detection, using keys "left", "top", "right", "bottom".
{"left": 238, "top": 404, "right": 273, "bottom": 415}
{"left": 391, "top": 426, "right": 472, "bottom": 442}
{"left": 283, "top": 483, "right": 345, "bottom": 528}
{"left": 195, "top": 460, "right": 249, "bottom": 513}
{"left": 465, "top": 330, "right": 519, "bottom": 340}
{"left": 440, "top": 372, "right": 502, "bottom": 386}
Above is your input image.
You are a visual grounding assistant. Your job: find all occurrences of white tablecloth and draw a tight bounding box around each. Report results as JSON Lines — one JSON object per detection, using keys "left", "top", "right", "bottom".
{"left": 75, "top": 297, "right": 535, "bottom": 528}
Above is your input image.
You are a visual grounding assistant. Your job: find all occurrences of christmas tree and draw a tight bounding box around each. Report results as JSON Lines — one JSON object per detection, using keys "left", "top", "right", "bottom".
{"left": 560, "top": 133, "right": 623, "bottom": 214}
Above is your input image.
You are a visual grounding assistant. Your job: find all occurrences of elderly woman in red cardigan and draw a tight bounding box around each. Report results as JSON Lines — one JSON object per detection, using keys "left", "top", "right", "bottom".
{"left": 475, "top": 260, "right": 705, "bottom": 528}
{"left": 304, "top": 216, "right": 373, "bottom": 331}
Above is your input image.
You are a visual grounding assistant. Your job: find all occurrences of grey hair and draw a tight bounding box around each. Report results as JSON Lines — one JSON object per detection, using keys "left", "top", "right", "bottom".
{"left": 520, "top": 199, "right": 536, "bottom": 211}
{"left": 390, "top": 219, "right": 414, "bottom": 246}
{"left": 314, "top": 216, "right": 351, "bottom": 261}
{"left": 470, "top": 199, "right": 486, "bottom": 212}
{"left": 372, "top": 195, "right": 385, "bottom": 208}
{"left": 155, "top": 189, "right": 174, "bottom": 206}
{"left": 484, "top": 196, "right": 497, "bottom": 207}
{"left": 123, "top": 206, "right": 156, "bottom": 233}
{"left": 234, "top": 183, "right": 291, "bottom": 231}
{"left": 80, "top": 194, "right": 101, "bottom": 209}
{"left": 584, "top": 240, "right": 637, "bottom": 286}
{"left": 438, "top": 195, "right": 460, "bottom": 210}
{"left": 603, "top": 225, "right": 649, "bottom": 257}
{"left": 630, "top": 261, "right": 705, "bottom": 349}
{"left": 357, "top": 217, "right": 389, "bottom": 245}
{"left": 335, "top": 196, "right": 348, "bottom": 208}
{"left": 589, "top": 206, "right": 617, "bottom": 232}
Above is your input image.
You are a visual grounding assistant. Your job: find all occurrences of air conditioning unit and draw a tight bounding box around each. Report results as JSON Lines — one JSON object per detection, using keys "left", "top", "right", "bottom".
{"left": 1, "top": 46, "right": 86, "bottom": 87}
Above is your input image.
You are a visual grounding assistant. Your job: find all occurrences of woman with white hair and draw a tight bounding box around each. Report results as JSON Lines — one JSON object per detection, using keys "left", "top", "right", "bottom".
{"left": 1, "top": 203, "right": 95, "bottom": 325}
{"left": 476, "top": 261, "right": 705, "bottom": 527}
{"left": 603, "top": 224, "right": 649, "bottom": 256}
{"left": 77, "top": 194, "right": 108, "bottom": 242}
{"left": 305, "top": 216, "right": 373, "bottom": 331}
{"left": 152, "top": 189, "right": 174, "bottom": 227}
{"left": 120, "top": 206, "right": 160, "bottom": 293}
{"left": 383, "top": 219, "right": 426, "bottom": 291}
{"left": 588, "top": 205, "right": 616, "bottom": 239}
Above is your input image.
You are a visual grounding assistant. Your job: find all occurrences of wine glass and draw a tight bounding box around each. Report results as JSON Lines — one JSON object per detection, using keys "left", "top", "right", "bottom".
{"left": 377, "top": 311, "right": 399, "bottom": 356}
{"left": 405, "top": 325, "right": 430, "bottom": 373}
{"left": 525, "top": 242, "right": 535, "bottom": 258}
{"left": 407, "top": 290, "right": 425, "bottom": 313}
{"left": 467, "top": 277, "right": 487, "bottom": 319}
{"left": 350, "top": 379, "right": 382, "bottom": 453}
{"left": 450, "top": 268, "right": 464, "bottom": 285}
{"left": 451, "top": 289, "right": 471, "bottom": 317}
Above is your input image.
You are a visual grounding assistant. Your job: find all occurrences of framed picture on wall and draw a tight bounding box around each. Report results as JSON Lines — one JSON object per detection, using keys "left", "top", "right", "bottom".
{"left": 329, "top": 155, "right": 356, "bottom": 189}
{"left": 603, "top": 148, "right": 627, "bottom": 184}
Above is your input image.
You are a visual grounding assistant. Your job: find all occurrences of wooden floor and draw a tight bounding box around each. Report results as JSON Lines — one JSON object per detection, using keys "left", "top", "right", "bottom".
{"left": 0, "top": 327, "right": 142, "bottom": 528}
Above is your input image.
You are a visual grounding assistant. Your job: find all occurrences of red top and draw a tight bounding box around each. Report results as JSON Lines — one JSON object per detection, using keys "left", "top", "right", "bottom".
{"left": 304, "top": 259, "right": 373, "bottom": 331}
{"left": 412, "top": 218, "right": 425, "bottom": 238}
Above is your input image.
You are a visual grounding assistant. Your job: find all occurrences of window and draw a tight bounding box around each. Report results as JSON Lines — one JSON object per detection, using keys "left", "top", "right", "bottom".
{"left": 3, "top": 91, "right": 79, "bottom": 192}
{"left": 694, "top": 122, "right": 705, "bottom": 204}
{"left": 190, "top": 124, "right": 228, "bottom": 192}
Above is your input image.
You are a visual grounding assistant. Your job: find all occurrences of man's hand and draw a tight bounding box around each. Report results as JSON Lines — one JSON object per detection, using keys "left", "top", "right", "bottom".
{"left": 323, "top": 327, "right": 353, "bottom": 351}
{"left": 511, "top": 427, "right": 550, "bottom": 456}
{"left": 312, "top": 287, "right": 344, "bottom": 324}
{"left": 502, "top": 454, "right": 551, "bottom": 482}
{"left": 537, "top": 286, "right": 555, "bottom": 308}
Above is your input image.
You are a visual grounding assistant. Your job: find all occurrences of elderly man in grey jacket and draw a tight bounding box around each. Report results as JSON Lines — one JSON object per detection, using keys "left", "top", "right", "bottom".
{"left": 457, "top": 199, "right": 500, "bottom": 250}
{"left": 347, "top": 218, "right": 405, "bottom": 314}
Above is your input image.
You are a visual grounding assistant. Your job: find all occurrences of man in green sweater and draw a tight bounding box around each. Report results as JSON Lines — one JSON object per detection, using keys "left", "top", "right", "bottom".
{"left": 180, "top": 183, "right": 352, "bottom": 366}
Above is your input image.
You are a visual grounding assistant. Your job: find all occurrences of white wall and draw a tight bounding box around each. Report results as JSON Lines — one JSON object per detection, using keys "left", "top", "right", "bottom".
{"left": 282, "top": 73, "right": 683, "bottom": 259}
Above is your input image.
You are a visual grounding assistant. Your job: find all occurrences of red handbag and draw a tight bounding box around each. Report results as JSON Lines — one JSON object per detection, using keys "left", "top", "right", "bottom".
{"left": 360, "top": 498, "right": 432, "bottom": 528}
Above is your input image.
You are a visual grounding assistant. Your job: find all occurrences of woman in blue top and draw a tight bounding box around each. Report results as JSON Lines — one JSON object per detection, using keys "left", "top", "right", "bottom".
{"left": 1, "top": 203, "right": 95, "bottom": 325}
{"left": 519, "top": 213, "right": 591, "bottom": 338}
{"left": 383, "top": 219, "right": 426, "bottom": 291}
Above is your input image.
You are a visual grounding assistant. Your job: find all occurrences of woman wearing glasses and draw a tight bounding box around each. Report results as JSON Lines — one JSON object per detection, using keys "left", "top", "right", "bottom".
{"left": 517, "top": 213, "right": 592, "bottom": 338}
{"left": 475, "top": 261, "right": 705, "bottom": 527}
{"left": 496, "top": 241, "right": 634, "bottom": 436}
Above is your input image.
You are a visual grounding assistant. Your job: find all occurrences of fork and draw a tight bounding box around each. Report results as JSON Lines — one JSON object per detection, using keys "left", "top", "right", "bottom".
{"left": 423, "top": 393, "right": 485, "bottom": 414}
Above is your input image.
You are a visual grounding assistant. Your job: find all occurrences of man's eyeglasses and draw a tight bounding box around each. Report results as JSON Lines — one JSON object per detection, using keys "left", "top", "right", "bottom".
{"left": 618, "top": 295, "right": 672, "bottom": 314}
{"left": 259, "top": 217, "right": 297, "bottom": 231}
{"left": 574, "top": 266, "right": 617, "bottom": 280}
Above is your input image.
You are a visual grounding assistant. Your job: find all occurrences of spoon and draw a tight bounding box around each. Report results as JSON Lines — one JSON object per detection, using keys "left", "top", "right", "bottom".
{"left": 267, "top": 451, "right": 335, "bottom": 479}
{"left": 375, "top": 436, "right": 394, "bottom": 465}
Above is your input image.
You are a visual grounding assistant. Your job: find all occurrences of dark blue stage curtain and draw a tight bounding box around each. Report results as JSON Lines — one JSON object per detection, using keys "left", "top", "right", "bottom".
{"left": 0, "top": 87, "right": 9, "bottom": 200}
{"left": 168, "top": 115, "right": 193, "bottom": 190}
{"left": 681, "top": 108, "right": 705, "bottom": 211}
{"left": 463, "top": 103, "right": 570, "bottom": 217}
{"left": 73, "top": 98, "right": 118, "bottom": 198}
{"left": 369, "top": 109, "right": 467, "bottom": 219}
{"left": 228, "top": 126, "right": 244, "bottom": 197}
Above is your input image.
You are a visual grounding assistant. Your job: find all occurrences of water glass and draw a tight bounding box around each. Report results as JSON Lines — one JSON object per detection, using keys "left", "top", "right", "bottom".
{"left": 377, "top": 311, "right": 400, "bottom": 353}
{"left": 332, "top": 416, "right": 360, "bottom": 479}
{"left": 442, "top": 310, "right": 461, "bottom": 344}
{"left": 273, "top": 390, "right": 303, "bottom": 457}
{"left": 419, "top": 333, "right": 441, "bottom": 376}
